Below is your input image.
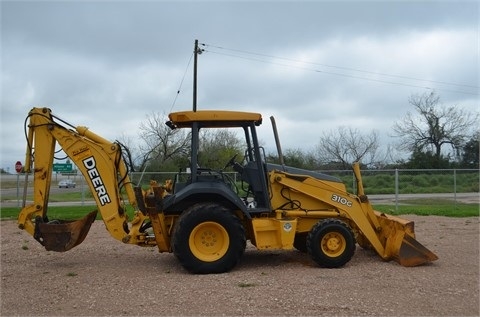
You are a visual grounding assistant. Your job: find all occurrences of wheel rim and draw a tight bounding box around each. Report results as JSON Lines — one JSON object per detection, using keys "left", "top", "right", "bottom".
{"left": 189, "top": 221, "right": 229, "bottom": 262}
{"left": 320, "top": 231, "right": 346, "bottom": 257}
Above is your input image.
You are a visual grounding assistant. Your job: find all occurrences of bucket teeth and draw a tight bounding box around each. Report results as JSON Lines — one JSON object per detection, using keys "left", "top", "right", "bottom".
{"left": 396, "top": 234, "right": 438, "bottom": 267}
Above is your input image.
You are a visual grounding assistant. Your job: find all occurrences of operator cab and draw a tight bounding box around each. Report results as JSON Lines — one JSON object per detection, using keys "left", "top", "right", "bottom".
{"left": 165, "top": 110, "right": 271, "bottom": 214}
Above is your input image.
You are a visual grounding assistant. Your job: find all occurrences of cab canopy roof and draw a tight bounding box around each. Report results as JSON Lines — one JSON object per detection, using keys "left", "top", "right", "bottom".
{"left": 167, "top": 110, "right": 263, "bottom": 129}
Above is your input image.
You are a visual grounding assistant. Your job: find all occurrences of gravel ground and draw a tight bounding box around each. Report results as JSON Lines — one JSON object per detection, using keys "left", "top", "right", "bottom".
{"left": 1, "top": 215, "right": 479, "bottom": 316}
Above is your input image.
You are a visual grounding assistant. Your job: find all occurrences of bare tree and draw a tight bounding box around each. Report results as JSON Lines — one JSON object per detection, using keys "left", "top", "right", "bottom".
{"left": 316, "top": 126, "right": 380, "bottom": 169}
{"left": 115, "top": 132, "right": 140, "bottom": 170}
{"left": 392, "top": 92, "right": 478, "bottom": 161}
{"left": 138, "top": 112, "right": 190, "bottom": 171}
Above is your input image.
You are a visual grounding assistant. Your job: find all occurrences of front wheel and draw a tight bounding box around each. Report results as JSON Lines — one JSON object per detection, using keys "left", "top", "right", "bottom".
{"left": 307, "top": 219, "right": 355, "bottom": 268}
{"left": 172, "top": 203, "right": 246, "bottom": 274}
{"left": 293, "top": 233, "right": 308, "bottom": 253}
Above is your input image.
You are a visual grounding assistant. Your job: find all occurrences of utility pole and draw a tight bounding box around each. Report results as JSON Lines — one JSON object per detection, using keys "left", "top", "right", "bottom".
{"left": 193, "top": 39, "right": 200, "bottom": 112}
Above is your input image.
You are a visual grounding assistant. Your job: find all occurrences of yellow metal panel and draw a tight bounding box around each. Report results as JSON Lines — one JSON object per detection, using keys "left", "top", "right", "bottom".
{"left": 168, "top": 110, "right": 262, "bottom": 128}
{"left": 251, "top": 218, "right": 297, "bottom": 250}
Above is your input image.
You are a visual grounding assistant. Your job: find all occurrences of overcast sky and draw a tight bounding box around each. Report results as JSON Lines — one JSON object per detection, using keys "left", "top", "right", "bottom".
{"left": 1, "top": 0, "right": 478, "bottom": 172}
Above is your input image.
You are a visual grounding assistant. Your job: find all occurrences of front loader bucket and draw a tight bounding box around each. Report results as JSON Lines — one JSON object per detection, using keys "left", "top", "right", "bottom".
{"left": 375, "top": 211, "right": 438, "bottom": 266}
{"left": 35, "top": 210, "right": 98, "bottom": 252}
{"left": 396, "top": 232, "right": 438, "bottom": 266}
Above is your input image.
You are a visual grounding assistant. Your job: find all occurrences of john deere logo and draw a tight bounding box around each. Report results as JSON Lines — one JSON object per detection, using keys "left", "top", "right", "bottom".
{"left": 283, "top": 222, "right": 292, "bottom": 232}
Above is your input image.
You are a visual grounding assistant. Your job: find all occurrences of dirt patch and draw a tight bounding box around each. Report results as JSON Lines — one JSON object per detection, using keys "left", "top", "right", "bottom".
{"left": 1, "top": 216, "right": 479, "bottom": 316}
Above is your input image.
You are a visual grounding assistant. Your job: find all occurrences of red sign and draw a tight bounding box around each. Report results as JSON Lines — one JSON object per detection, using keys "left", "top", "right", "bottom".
{"left": 15, "top": 161, "right": 22, "bottom": 173}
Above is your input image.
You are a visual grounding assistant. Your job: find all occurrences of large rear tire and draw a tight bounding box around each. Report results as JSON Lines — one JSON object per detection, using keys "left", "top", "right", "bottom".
{"left": 172, "top": 203, "right": 246, "bottom": 274}
{"left": 307, "top": 219, "right": 355, "bottom": 268}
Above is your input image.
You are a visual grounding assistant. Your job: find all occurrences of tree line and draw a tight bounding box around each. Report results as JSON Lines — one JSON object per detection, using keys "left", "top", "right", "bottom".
{"left": 126, "top": 91, "right": 478, "bottom": 173}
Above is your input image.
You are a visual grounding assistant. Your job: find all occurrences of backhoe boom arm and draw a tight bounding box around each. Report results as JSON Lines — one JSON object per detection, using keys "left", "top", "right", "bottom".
{"left": 18, "top": 107, "right": 150, "bottom": 251}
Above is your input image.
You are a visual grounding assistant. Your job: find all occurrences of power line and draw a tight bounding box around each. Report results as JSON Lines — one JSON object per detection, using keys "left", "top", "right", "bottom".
{"left": 202, "top": 43, "right": 479, "bottom": 96}
{"left": 169, "top": 51, "right": 194, "bottom": 113}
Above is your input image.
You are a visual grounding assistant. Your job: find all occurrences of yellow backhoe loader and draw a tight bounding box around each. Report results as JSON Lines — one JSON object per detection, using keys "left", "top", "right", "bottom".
{"left": 18, "top": 107, "right": 437, "bottom": 273}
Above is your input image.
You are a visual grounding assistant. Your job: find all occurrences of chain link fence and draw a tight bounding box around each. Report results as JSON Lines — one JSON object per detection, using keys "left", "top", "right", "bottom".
{"left": 320, "top": 168, "right": 479, "bottom": 194}
{"left": 3, "top": 169, "right": 478, "bottom": 209}
{"left": 320, "top": 168, "right": 479, "bottom": 210}
{"left": 128, "top": 168, "right": 479, "bottom": 209}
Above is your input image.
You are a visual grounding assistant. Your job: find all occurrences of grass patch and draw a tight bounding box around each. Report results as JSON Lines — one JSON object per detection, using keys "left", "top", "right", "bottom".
{"left": 1, "top": 204, "right": 137, "bottom": 221}
{"left": 373, "top": 202, "right": 479, "bottom": 217}
{"left": 328, "top": 170, "right": 479, "bottom": 194}
{"left": 1, "top": 205, "right": 100, "bottom": 221}
{"left": 2, "top": 202, "right": 477, "bottom": 220}
{"left": 237, "top": 282, "right": 256, "bottom": 288}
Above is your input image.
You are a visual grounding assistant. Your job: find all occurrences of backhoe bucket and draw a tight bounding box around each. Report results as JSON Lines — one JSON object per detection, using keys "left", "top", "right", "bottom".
{"left": 35, "top": 210, "right": 98, "bottom": 252}
{"left": 375, "top": 211, "right": 438, "bottom": 266}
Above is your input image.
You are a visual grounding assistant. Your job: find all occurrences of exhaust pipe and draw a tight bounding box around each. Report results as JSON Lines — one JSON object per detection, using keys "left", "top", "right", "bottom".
{"left": 270, "top": 116, "right": 286, "bottom": 171}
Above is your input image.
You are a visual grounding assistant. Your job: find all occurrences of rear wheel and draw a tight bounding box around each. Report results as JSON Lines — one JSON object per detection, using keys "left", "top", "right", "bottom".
{"left": 172, "top": 203, "right": 246, "bottom": 274}
{"left": 307, "top": 219, "right": 355, "bottom": 268}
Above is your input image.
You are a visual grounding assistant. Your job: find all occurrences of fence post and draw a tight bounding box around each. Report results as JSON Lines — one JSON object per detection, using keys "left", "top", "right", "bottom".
{"left": 16, "top": 173, "right": 20, "bottom": 208}
{"left": 454, "top": 169, "right": 457, "bottom": 210}
{"left": 395, "top": 168, "right": 399, "bottom": 212}
{"left": 81, "top": 177, "right": 85, "bottom": 206}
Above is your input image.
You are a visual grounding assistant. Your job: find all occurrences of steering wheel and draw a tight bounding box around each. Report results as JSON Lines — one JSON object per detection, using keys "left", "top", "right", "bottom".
{"left": 224, "top": 154, "right": 238, "bottom": 170}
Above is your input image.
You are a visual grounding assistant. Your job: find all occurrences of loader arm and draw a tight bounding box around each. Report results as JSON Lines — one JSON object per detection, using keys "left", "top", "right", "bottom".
{"left": 18, "top": 107, "right": 151, "bottom": 251}
{"left": 269, "top": 165, "right": 438, "bottom": 267}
